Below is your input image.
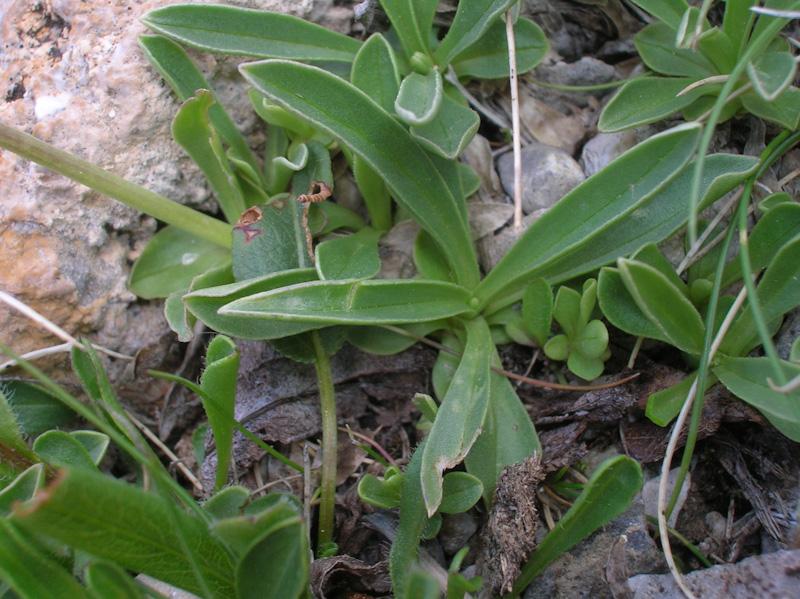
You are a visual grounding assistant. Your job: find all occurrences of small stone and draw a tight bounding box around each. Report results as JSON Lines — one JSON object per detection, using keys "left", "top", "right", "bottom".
{"left": 478, "top": 209, "right": 547, "bottom": 273}
{"left": 776, "top": 308, "right": 800, "bottom": 360}
{"left": 439, "top": 512, "right": 479, "bottom": 557}
{"left": 580, "top": 131, "right": 638, "bottom": 177}
{"left": 627, "top": 549, "right": 800, "bottom": 599}
{"left": 518, "top": 91, "right": 587, "bottom": 155}
{"left": 496, "top": 142, "right": 585, "bottom": 215}
{"left": 462, "top": 134, "right": 503, "bottom": 199}
{"left": 641, "top": 468, "right": 691, "bottom": 528}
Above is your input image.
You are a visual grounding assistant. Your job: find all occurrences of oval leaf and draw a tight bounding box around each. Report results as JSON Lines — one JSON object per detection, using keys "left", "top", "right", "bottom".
{"left": 617, "top": 258, "right": 705, "bottom": 354}
{"left": 747, "top": 51, "right": 797, "bottom": 101}
{"left": 410, "top": 93, "right": 480, "bottom": 159}
{"left": 394, "top": 69, "right": 443, "bottom": 126}
{"left": 315, "top": 228, "right": 382, "bottom": 281}
{"left": 142, "top": 4, "right": 360, "bottom": 62}
{"left": 434, "top": 0, "right": 516, "bottom": 66}
{"left": 129, "top": 226, "right": 229, "bottom": 300}
{"left": 439, "top": 472, "right": 483, "bottom": 514}
{"left": 351, "top": 33, "right": 401, "bottom": 113}
{"left": 634, "top": 22, "right": 717, "bottom": 77}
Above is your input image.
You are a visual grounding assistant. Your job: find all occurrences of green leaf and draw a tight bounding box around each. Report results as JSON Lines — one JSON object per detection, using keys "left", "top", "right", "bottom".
{"left": 390, "top": 443, "right": 428, "bottom": 597}
{"left": 0, "top": 464, "right": 45, "bottom": 517}
{"left": 476, "top": 124, "right": 702, "bottom": 309}
{"left": 434, "top": 0, "right": 516, "bottom": 66}
{"left": 645, "top": 372, "right": 698, "bottom": 426}
{"left": 748, "top": 52, "right": 798, "bottom": 100}
{"left": 203, "top": 486, "right": 250, "bottom": 520}
{"left": 13, "top": 468, "right": 235, "bottom": 597}
{"left": 567, "top": 350, "right": 605, "bottom": 381}
{"left": 415, "top": 229, "right": 455, "bottom": 282}
{"left": 404, "top": 570, "right": 440, "bottom": 599}
{"left": 172, "top": 90, "right": 246, "bottom": 223}
{"left": 521, "top": 278, "right": 553, "bottom": 347}
{"left": 634, "top": 22, "right": 717, "bottom": 77}
{"left": 452, "top": 17, "right": 548, "bottom": 79}
{"left": 378, "top": 0, "right": 432, "bottom": 60}
{"left": 165, "top": 287, "right": 196, "bottom": 342}
{"left": 86, "top": 561, "right": 145, "bottom": 599}
{"left": 129, "top": 226, "right": 229, "bottom": 299}
{"left": 33, "top": 431, "right": 103, "bottom": 471}
{"left": 0, "top": 519, "right": 87, "bottom": 599}
{"left": 270, "top": 327, "right": 346, "bottom": 363}
{"left": 309, "top": 201, "right": 367, "bottom": 235}
{"left": 199, "top": 336, "right": 239, "bottom": 491}
{"left": 722, "top": 0, "right": 757, "bottom": 51}
{"left": 353, "top": 156, "right": 392, "bottom": 232}
{"left": 221, "top": 278, "right": 474, "bottom": 327}
{"left": 351, "top": 33, "right": 401, "bottom": 114}
{"left": 598, "top": 267, "right": 668, "bottom": 342}
{"left": 633, "top": 243, "right": 689, "bottom": 296}
{"left": 138, "top": 34, "right": 261, "bottom": 182}
{"left": 714, "top": 357, "right": 800, "bottom": 441}
{"left": 235, "top": 517, "right": 308, "bottom": 599}
{"left": 410, "top": 93, "right": 480, "bottom": 159}
{"left": 598, "top": 77, "right": 712, "bottom": 132}
{"left": 575, "top": 320, "right": 609, "bottom": 359}
{"left": 346, "top": 321, "right": 445, "bottom": 355}
{"left": 512, "top": 456, "right": 643, "bottom": 595}
{"left": 631, "top": 0, "right": 689, "bottom": 29}
{"left": 395, "top": 70, "right": 443, "bottom": 125}
{"left": 239, "top": 60, "right": 479, "bottom": 288}
{"left": 543, "top": 334, "right": 569, "bottom": 361}
{"left": 184, "top": 269, "right": 319, "bottom": 340}
{"left": 553, "top": 286, "right": 582, "bottom": 338}
{"left": 0, "top": 384, "right": 35, "bottom": 467}
{"left": 741, "top": 86, "right": 800, "bottom": 130}
{"left": 617, "top": 259, "right": 705, "bottom": 355}
{"left": 210, "top": 494, "right": 300, "bottom": 557}
{"left": 696, "top": 26, "right": 737, "bottom": 73}
{"left": 723, "top": 233, "right": 800, "bottom": 356}
{"left": 70, "top": 431, "right": 111, "bottom": 466}
{"left": 483, "top": 150, "right": 758, "bottom": 314}
{"left": 421, "top": 318, "right": 492, "bottom": 515}
{"left": 758, "top": 191, "right": 793, "bottom": 213}
{"left": 142, "top": 4, "right": 361, "bottom": 62}
{"left": 721, "top": 203, "right": 800, "bottom": 287}
{"left": 316, "top": 227, "right": 382, "bottom": 280}
{"left": 2, "top": 382, "right": 74, "bottom": 437}
{"left": 358, "top": 470, "right": 404, "bottom": 509}
{"left": 231, "top": 202, "right": 311, "bottom": 282}
{"left": 439, "top": 472, "right": 483, "bottom": 514}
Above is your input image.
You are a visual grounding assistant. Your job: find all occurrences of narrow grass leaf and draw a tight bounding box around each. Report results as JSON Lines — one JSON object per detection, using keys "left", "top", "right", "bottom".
{"left": 421, "top": 318, "right": 492, "bottom": 515}
{"left": 142, "top": 4, "right": 360, "bottom": 62}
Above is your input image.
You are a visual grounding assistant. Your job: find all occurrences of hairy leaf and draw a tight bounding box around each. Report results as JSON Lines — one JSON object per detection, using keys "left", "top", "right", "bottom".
{"left": 142, "top": 4, "right": 360, "bottom": 62}
{"left": 434, "top": 0, "right": 516, "bottom": 66}
{"left": 395, "top": 70, "right": 443, "bottom": 125}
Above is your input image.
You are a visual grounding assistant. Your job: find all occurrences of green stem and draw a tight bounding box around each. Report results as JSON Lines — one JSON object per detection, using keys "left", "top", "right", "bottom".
{"left": 644, "top": 515, "right": 712, "bottom": 568}
{"left": 667, "top": 132, "right": 799, "bottom": 514}
{"left": 0, "top": 123, "right": 231, "bottom": 248}
{"left": 529, "top": 75, "right": 643, "bottom": 92}
{"left": 687, "top": 14, "right": 792, "bottom": 244}
{"left": 312, "top": 330, "right": 337, "bottom": 551}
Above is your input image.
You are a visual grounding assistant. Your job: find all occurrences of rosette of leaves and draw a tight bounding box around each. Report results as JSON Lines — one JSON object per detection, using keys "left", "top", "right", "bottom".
{"left": 599, "top": 0, "right": 800, "bottom": 132}
{"left": 598, "top": 206, "right": 800, "bottom": 440}
{"left": 543, "top": 279, "right": 610, "bottom": 381}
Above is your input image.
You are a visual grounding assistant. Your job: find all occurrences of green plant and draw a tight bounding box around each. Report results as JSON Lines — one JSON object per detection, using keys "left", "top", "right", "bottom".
{"left": 0, "top": 344, "right": 309, "bottom": 598}
{"left": 2, "top": 1, "right": 795, "bottom": 595}
{"left": 599, "top": 0, "right": 800, "bottom": 133}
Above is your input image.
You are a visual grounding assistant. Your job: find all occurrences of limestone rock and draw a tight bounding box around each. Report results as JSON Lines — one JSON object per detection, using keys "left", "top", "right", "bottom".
{"left": 0, "top": 0, "right": 348, "bottom": 409}
{"left": 580, "top": 130, "right": 638, "bottom": 177}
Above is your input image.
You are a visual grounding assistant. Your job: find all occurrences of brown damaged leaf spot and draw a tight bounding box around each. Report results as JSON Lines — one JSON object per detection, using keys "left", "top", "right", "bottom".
{"left": 11, "top": 468, "right": 67, "bottom": 518}
{"left": 234, "top": 206, "right": 264, "bottom": 243}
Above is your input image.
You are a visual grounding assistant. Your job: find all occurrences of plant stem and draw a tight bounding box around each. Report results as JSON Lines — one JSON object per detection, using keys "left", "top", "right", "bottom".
{"left": 312, "top": 330, "right": 337, "bottom": 551}
{"left": 505, "top": 9, "right": 523, "bottom": 230}
{"left": 0, "top": 123, "right": 231, "bottom": 248}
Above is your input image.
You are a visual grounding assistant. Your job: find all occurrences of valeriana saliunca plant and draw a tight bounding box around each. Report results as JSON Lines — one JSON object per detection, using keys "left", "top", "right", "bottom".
{"left": 2, "top": 0, "right": 795, "bottom": 595}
